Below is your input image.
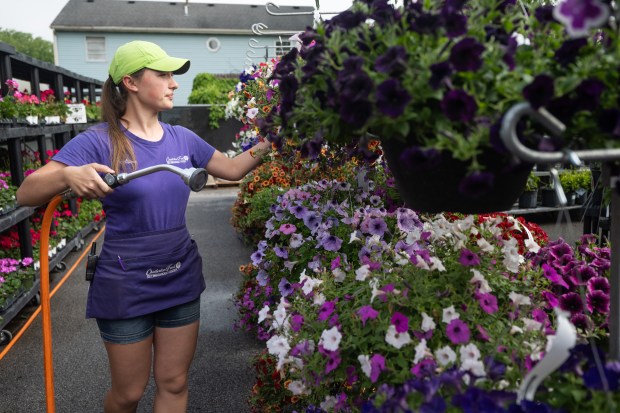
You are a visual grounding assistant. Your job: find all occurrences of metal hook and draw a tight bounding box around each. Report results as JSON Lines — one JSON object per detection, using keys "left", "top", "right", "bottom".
{"left": 265, "top": 2, "right": 343, "bottom": 16}
{"left": 500, "top": 102, "right": 620, "bottom": 163}
{"left": 549, "top": 167, "right": 568, "bottom": 207}
{"left": 252, "top": 22, "right": 302, "bottom": 36}
{"left": 266, "top": 2, "right": 314, "bottom": 16}
{"left": 517, "top": 308, "right": 577, "bottom": 402}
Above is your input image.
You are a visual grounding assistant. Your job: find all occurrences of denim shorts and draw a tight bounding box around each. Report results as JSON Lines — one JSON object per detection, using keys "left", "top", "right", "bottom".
{"left": 96, "top": 297, "right": 201, "bottom": 344}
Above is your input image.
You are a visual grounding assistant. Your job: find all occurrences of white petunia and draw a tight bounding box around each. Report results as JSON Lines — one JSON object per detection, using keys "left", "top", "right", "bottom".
{"left": 320, "top": 396, "right": 338, "bottom": 411}
{"left": 246, "top": 107, "right": 259, "bottom": 119}
{"left": 470, "top": 269, "right": 492, "bottom": 293}
{"left": 459, "top": 343, "right": 481, "bottom": 362}
{"left": 349, "top": 231, "right": 362, "bottom": 243}
{"left": 476, "top": 237, "right": 494, "bottom": 253}
{"left": 442, "top": 305, "right": 460, "bottom": 324}
{"left": 358, "top": 354, "right": 372, "bottom": 378}
{"left": 421, "top": 312, "right": 436, "bottom": 332}
{"left": 524, "top": 237, "right": 540, "bottom": 254}
{"left": 509, "top": 292, "right": 531, "bottom": 306}
{"left": 522, "top": 318, "right": 543, "bottom": 332}
{"left": 413, "top": 339, "right": 428, "bottom": 364}
{"left": 428, "top": 256, "right": 446, "bottom": 272}
{"left": 266, "top": 334, "right": 290, "bottom": 358}
{"left": 435, "top": 346, "right": 457, "bottom": 366}
{"left": 385, "top": 325, "right": 412, "bottom": 349}
{"left": 510, "top": 325, "right": 524, "bottom": 335}
{"left": 460, "top": 358, "right": 486, "bottom": 377}
{"left": 355, "top": 264, "right": 371, "bottom": 281}
{"left": 320, "top": 326, "right": 342, "bottom": 351}
{"left": 287, "top": 380, "right": 308, "bottom": 396}
{"left": 301, "top": 274, "right": 323, "bottom": 295}
{"left": 257, "top": 305, "right": 270, "bottom": 324}
{"left": 332, "top": 268, "right": 346, "bottom": 282}
{"left": 313, "top": 292, "right": 326, "bottom": 306}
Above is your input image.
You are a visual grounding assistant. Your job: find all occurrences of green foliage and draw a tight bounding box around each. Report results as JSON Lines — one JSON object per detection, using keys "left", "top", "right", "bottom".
{"left": 524, "top": 171, "right": 541, "bottom": 192}
{"left": 0, "top": 29, "right": 53, "bottom": 63}
{"left": 188, "top": 73, "right": 238, "bottom": 129}
{"left": 560, "top": 169, "right": 592, "bottom": 193}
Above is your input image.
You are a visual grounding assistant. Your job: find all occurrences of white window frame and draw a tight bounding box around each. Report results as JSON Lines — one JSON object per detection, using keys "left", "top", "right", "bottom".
{"left": 275, "top": 40, "right": 293, "bottom": 57}
{"left": 85, "top": 36, "right": 106, "bottom": 62}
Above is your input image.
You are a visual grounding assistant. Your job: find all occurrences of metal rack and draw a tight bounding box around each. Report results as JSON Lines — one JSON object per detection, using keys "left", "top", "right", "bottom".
{"left": 501, "top": 102, "right": 620, "bottom": 402}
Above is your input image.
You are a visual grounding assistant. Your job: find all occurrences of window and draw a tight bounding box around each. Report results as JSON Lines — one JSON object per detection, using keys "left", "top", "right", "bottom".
{"left": 86, "top": 36, "right": 106, "bottom": 62}
{"left": 206, "top": 37, "right": 221, "bottom": 52}
{"left": 275, "top": 40, "right": 293, "bottom": 57}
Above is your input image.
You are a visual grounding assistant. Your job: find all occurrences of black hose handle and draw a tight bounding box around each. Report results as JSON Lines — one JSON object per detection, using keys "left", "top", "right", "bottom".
{"left": 103, "top": 173, "right": 120, "bottom": 188}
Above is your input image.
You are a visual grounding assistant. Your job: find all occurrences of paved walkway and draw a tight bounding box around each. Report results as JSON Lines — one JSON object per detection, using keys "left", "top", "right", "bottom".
{"left": 0, "top": 187, "right": 262, "bottom": 413}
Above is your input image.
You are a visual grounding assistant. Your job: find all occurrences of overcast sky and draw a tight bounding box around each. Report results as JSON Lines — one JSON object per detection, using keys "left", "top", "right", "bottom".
{"left": 1, "top": 0, "right": 354, "bottom": 42}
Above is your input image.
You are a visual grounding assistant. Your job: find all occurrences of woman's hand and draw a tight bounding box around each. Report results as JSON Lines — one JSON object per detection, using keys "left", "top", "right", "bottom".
{"left": 17, "top": 161, "right": 116, "bottom": 206}
{"left": 64, "top": 163, "right": 116, "bottom": 199}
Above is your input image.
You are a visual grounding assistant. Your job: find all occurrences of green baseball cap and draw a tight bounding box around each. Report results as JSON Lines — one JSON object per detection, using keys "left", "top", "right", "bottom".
{"left": 109, "top": 40, "right": 190, "bottom": 85}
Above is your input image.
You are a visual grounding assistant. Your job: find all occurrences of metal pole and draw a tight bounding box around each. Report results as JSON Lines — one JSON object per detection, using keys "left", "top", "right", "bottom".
{"left": 608, "top": 166, "right": 620, "bottom": 359}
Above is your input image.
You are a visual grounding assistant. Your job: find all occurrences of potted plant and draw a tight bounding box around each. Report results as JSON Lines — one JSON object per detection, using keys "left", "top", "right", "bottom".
{"left": 40, "top": 89, "right": 69, "bottom": 124}
{"left": 559, "top": 169, "right": 583, "bottom": 206}
{"left": 518, "top": 171, "right": 540, "bottom": 209}
{"left": 260, "top": 0, "right": 620, "bottom": 214}
{"left": 575, "top": 168, "right": 593, "bottom": 205}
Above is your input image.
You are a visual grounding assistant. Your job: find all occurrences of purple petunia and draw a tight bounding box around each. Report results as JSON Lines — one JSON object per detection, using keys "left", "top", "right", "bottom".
{"left": 279, "top": 223, "right": 297, "bottom": 235}
{"left": 559, "top": 292, "right": 584, "bottom": 314}
{"left": 278, "top": 277, "right": 294, "bottom": 297}
{"left": 587, "top": 290, "right": 610, "bottom": 314}
{"left": 446, "top": 319, "right": 471, "bottom": 344}
{"left": 522, "top": 74, "right": 555, "bottom": 109}
{"left": 476, "top": 293, "right": 498, "bottom": 314}
{"left": 322, "top": 234, "right": 343, "bottom": 252}
{"left": 553, "top": 0, "right": 610, "bottom": 38}
{"left": 376, "top": 79, "right": 412, "bottom": 118}
{"left": 440, "top": 89, "right": 478, "bottom": 122}
{"left": 429, "top": 61, "right": 452, "bottom": 90}
{"left": 290, "top": 314, "right": 304, "bottom": 332}
{"left": 318, "top": 301, "right": 336, "bottom": 321}
{"left": 370, "top": 354, "right": 386, "bottom": 383}
{"left": 358, "top": 305, "right": 379, "bottom": 326}
{"left": 391, "top": 311, "right": 410, "bottom": 333}
{"left": 459, "top": 248, "right": 481, "bottom": 266}
{"left": 374, "top": 46, "right": 408, "bottom": 76}
{"left": 449, "top": 37, "right": 485, "bottom": 72}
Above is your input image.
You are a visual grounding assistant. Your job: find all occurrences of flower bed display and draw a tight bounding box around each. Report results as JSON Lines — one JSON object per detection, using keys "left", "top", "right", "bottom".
{"left": 233, "top": 171, "right": 616, "bottom": 412}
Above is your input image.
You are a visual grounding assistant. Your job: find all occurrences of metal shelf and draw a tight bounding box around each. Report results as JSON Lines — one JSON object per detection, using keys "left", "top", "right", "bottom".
{"left": 0, "top": 206, "right": 36, "bottom": 233}
{"left": 0, "top": 220, "right": 103, "bottom": 338}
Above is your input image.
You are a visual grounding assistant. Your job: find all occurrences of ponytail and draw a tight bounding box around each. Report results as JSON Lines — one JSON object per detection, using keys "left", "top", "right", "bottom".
{"left": 101, "top": 76, "right": 137, "bottom": 172}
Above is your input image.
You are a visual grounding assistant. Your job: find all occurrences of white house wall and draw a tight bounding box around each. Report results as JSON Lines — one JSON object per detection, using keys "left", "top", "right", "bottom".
{"left": 55, "top": 32, "right": 285, "bottom": 105}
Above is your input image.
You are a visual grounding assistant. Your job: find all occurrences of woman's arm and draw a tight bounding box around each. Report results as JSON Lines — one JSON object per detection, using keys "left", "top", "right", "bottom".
{"left": 16, "top": 160, "right": 116, "bottom": 206}
{"left": 205, "top": 140, "right": 272, "bottom": 181}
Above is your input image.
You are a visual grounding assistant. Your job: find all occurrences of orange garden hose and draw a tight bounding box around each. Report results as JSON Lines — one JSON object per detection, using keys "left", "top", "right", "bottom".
{"left": 0, "top": 194, "right": 105, "bottom": 413}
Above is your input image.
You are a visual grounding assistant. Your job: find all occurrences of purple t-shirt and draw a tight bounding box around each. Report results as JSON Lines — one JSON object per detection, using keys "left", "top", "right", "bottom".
{"left": 53, "top": 122, "right": 215, "bottom": 238}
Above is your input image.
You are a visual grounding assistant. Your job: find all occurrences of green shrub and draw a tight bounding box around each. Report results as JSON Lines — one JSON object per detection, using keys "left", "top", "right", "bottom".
{"left": 188, "top": 73, "right": 238, "bottom": 129}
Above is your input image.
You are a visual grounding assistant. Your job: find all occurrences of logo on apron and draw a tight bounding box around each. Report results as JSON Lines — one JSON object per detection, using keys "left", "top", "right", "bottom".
{"left": 146, "top": 261, "right": 182, "bottom": 279}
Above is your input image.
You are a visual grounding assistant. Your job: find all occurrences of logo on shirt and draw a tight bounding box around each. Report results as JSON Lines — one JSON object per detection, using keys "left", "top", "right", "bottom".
{"left": 166, "top": 155, "right": 189, "bottom": 165}
{"left": 146, "top": 261, "right": 182, "bottom": 278}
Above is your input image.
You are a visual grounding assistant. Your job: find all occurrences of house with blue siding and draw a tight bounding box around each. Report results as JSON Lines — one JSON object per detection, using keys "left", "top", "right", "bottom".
{"left": 50, "top": 0, "right": 314, "bottom": 104}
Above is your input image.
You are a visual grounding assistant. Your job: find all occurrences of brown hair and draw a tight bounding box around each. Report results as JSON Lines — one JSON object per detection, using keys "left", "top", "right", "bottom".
{"left": 100, "top": 70, "right": 145, "bottom": 172}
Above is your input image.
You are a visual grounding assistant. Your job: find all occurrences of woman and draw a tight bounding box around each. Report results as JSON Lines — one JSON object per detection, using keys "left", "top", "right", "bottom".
{"left": 16, "top": 40, "right": 271, "bottom": 413}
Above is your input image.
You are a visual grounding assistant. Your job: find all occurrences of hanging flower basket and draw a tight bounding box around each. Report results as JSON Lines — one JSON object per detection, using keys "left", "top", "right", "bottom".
{"left": 381, "top": 139, "right": 532, "bottom": 213}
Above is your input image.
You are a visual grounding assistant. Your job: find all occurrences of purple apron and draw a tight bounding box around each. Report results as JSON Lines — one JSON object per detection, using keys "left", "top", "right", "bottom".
{"left": 87, "top": 225, "right": 205, "bottom": 320}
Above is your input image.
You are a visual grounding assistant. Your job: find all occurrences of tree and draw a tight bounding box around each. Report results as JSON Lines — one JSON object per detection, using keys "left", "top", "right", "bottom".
{"left": 0, "top": 28, "right": 53, "bottom": 63}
